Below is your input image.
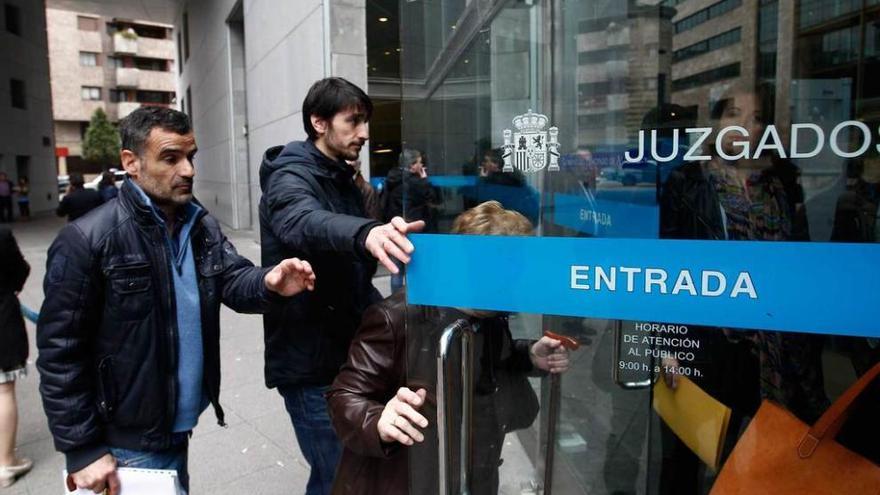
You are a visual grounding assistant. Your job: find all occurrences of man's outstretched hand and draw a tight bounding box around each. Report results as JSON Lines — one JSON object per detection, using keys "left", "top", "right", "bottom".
{"left": 264, "top": 258, "right": 316, "bottom": 296}
{"left": 365, "top": 216, "right": 425, "bottom": 273}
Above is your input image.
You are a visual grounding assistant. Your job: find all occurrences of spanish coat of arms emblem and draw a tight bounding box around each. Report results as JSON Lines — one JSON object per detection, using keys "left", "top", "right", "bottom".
{"left": 502, "top": 109, "right": 560, "bottom": 173}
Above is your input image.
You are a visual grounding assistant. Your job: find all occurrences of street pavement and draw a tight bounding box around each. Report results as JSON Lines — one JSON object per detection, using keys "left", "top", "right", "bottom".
{"left": 4, "top": 214, "right": 393, "bottom": 494}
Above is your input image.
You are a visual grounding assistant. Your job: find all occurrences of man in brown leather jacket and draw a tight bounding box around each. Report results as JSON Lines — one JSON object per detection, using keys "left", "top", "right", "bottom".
{"left": 327, "top": 201, "right": 571, "bottom": 494}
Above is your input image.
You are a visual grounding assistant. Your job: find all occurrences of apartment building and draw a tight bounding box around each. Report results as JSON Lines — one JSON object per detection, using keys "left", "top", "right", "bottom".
{"left": 46, "top": 7, "right": 176, "bottom": 174}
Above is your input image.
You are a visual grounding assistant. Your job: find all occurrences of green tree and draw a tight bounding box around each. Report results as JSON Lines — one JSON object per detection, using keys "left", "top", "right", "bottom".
{"left": 82, "top": 108, "right": 120, "bottom": 169}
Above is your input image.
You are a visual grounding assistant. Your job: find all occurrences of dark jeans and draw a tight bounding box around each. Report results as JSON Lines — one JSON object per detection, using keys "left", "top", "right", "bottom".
{"left": 0, "top": 197, "right": 12, "bottom": 222}
{"left": 110, "top": 433, "right": 190, "bottom": 494}
{"left": 278, "top": 384, "right": 342, "bottom": 495}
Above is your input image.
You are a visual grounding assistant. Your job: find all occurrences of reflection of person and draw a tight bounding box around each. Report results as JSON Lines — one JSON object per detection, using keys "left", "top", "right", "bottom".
{"left": 327, "top": 201, "right": 571, "bottom": 495}
{"left": 659, "top": 85, "right": 828, "bottom": 494}
{"left": 0, "top": 227, "right": 32, "bottom": 487}
{"left": 383, "top": 149, "right": 436, "bottom": 226}
{"left": 56, "top": 173, "right": 103, "bottom": 222}
{"left": 383, "top": 149, "right": 438, "bottom": 291}
{"left": 0, "top": 172, "right": 13, "bottom": 223}
{"left": 831, "top": 158, "right": 879, "bottom": 243}
{"left": 258, "top": 77, "right": 424, "bottom": 495}
{"left": 37, "top": 107, "right": 317, "bottom": 495}
{"left": 472, "top": 149, "right": 539, "bottom": 224}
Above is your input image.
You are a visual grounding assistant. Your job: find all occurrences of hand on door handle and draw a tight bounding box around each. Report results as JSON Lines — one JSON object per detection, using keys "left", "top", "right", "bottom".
{"left": 531, "top": 332, "right": 578, "bottom": 374}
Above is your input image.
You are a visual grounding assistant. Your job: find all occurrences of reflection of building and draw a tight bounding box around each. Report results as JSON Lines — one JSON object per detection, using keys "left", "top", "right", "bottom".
{"left": 577, "top": 2, "right": 676, "bottom": 146}
{"left": 788, "top": 1, "right": 880, "bottom": 123}
{"left": 46, "top": 6, "right": 176, "bottom": 173}
{"left": 0, "top": 1, "right": 56, "bottom": 214}
{"left": 667, "top": 0, "right": 757, "bottom": 123}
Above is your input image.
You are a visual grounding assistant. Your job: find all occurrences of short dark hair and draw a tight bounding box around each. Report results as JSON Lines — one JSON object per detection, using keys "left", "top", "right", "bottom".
{"left": 485, "top": 148, "right": 504, "bottom": 166}
{"left": 119, "top": 106, "right": 192, "bottom": 157}
{"left": 302, "top": 77, "right": 372, "bottom": 141}
{"left": 69, "top": 173, "right": 84, "bottom": 188}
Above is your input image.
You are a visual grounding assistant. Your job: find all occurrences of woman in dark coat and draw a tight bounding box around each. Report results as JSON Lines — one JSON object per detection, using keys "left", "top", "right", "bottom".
{"left": 327, "top": 201, "right": 571, "bottom": 494}
{"left": 0, "top": 226, "right": 32, "bottom": 487}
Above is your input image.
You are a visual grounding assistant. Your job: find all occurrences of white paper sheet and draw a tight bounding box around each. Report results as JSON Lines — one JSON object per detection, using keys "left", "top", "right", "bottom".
{"left": 63, "top": 467, "right": 182, "bottom": 495}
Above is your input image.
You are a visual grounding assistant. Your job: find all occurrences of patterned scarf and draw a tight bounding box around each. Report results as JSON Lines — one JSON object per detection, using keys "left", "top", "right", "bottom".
{"left": 704, "top": 159, "right": 791, "bottom": 241}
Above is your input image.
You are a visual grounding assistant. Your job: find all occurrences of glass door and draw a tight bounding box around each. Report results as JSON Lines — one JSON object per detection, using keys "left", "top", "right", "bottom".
{"left": 396, "top": 1, "right": 880, "bottom": 493}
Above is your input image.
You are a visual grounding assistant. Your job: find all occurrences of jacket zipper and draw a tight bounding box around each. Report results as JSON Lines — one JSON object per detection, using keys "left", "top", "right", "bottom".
{"left": 154, "top": 226, "right": 178, "bottom": 433}
{"left": 191, "top": 220, "right": 226, "bottom": 427}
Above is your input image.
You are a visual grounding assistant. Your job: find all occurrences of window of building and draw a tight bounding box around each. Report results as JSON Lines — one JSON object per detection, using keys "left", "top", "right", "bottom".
{"left": 577, "top": 110, "right": 628, "bottom": 129}
{"left": 182, "top": 12, "right": 190, "bottom": 61}
{"left": 134, "top": 57, "right": 167, "bottom": 71}
{"left": 799, "top": 0, "right": 880, "bottom": 29}
{"left": 136, "top": 90, "right": 172, "bottom": 104}
{"left": 109, "top": 89, "right": 130, "bottom": 103}
{"left": 758, "top": 0, "right": 779, "bottom": 80}
{"left": 9, "top": 78, "right": 25, "bottom": 109}
{"left": 675, "top": 0, "right": 742, "bottom": 34}
{"left": 672, "top": 63, "right": 741, "bottom": 92}
{"left": 819, "top": 25, "right": 861, "bottom": 65}
{"left": 77, "top": 15, "right": 98, "bottom": 31}
{"left": 185, "top": 86, "right": 192, "bottom": 116}
{"left": 107, "top": 56, "right": 124, "bottom": 68}
{"left": 177, "top": 30, "right": 183, "bottom": 74}
{"left": 673, "top": 28, "right": 742, "bottom": 62}
{"left": 4, "top": 3, "right": 21, "bottom": 36}
{"left": 578, "top": 46, "right": 630, "bottom": 65}
{"left": 81, "top": 86, "right": 102, "bottom": 101}
{"left": 79, "top": 52, "right": 99, "bottom": 66}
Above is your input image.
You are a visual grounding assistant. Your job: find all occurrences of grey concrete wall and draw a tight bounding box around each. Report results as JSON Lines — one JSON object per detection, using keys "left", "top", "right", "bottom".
{"left": 0, "top": 0, "right": 58, "bottom": 214}
{"left": 177, "top": 0, "right": 367, "bottom": 230}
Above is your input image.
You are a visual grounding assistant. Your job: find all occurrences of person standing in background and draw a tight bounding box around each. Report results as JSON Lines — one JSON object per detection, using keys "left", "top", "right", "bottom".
{"left": 0, "top": 226, "right": 32, "bottom": 487}
{"left": 0, "top": 173, "right": 13, "bottom": 223}
{"left": 98, "top": 171, "right": 120, "bottom": 203}
{"left": 14, "top": 178, "right": 29, "bottom": 221}
{"left": 382, "top": 148, "right": 437, "bottom": 291}
{"left": 56, "top": 173, "right": 103, "bottom": 222}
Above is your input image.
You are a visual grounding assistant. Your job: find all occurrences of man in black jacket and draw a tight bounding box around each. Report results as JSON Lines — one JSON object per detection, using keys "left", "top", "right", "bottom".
{"left": 37, "top": 107, "right": 317, "bottom": 495}
{"left": 259, "top": 77, "right": 423, "bottom": 495}
{"left": 56, "top": 173, "right": 103, "bottom": 222}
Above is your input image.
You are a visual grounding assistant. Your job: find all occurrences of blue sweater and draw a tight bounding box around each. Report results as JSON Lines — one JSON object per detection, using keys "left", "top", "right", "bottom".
{"left": 129, "top": 181, "right": 207, "bottom": 432}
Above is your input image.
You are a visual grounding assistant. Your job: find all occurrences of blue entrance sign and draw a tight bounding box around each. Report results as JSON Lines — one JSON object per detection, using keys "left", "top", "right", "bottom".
{"left": 406, "top": 234, "right": 880, "bottom": 338}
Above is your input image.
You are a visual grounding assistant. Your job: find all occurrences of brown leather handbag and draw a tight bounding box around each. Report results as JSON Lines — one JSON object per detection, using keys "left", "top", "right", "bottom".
{"left": 711, "top": 362, "right": 880, "bottom": 494}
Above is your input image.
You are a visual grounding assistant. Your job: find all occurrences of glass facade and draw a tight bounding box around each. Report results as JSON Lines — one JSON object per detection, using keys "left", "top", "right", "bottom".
{"left": 391, "top": 0, "right": 880, "bottom": 493}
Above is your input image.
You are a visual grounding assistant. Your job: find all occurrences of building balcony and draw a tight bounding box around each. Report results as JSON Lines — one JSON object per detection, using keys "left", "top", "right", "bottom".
{"left": 117, "top": 101, "right": 141, "bottom": 119}
{"left": 113, "top": 31, "right": 138, "bottom": 54}
{"left": 116, "top": 68, "right": 140, "bottom": 88}
{"left": 138, "top": 69, "right": 176, "bottom": 92}
{"left": 137, "top": 36, "right": 175, "bottom": 60}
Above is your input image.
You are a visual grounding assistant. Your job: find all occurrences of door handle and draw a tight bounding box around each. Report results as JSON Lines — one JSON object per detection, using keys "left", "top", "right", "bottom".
{"left": 437, "top": 319, "right": 476, "bottom": 495}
